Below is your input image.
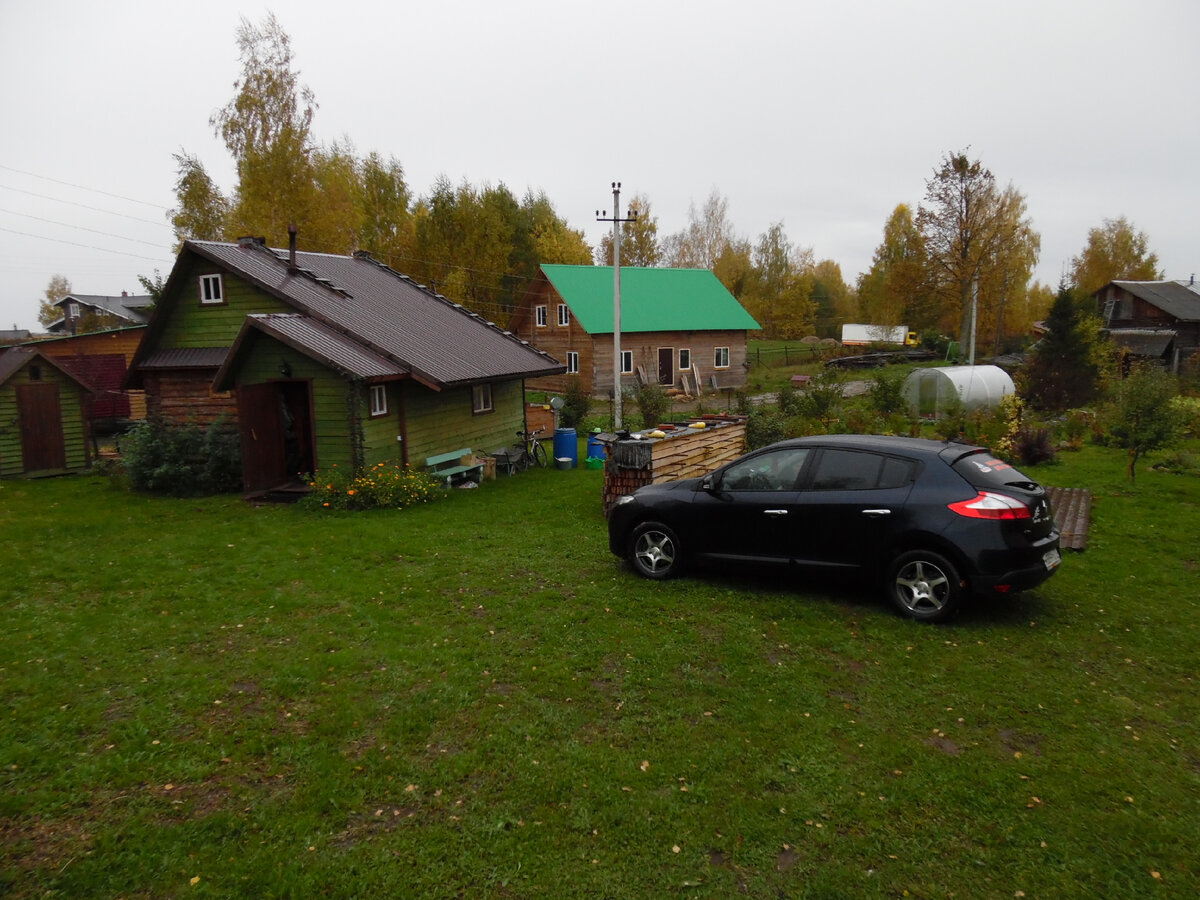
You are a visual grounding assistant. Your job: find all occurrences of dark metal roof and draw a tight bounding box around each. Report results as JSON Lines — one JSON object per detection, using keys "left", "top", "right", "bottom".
{"left": 187, "top": 241, "right": 564, "bottom": 387}
{"left": 138, "top": 347, "right": 229, "bottom": 369}
{"left": 214, "top": 314, "right": 408, "bottom": 389}
{"left": 1111, "top": 281, "right": 1200, "bottom": 322}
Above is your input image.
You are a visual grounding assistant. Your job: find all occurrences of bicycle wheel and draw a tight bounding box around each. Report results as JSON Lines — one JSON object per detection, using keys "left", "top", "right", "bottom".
{"left": 531, "top": 441, "right": 548, "bottom": 468}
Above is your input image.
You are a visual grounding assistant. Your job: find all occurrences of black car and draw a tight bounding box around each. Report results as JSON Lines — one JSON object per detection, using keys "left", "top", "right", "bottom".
{"left": 608, "top": 434, "right": 1061, "bottom": 622}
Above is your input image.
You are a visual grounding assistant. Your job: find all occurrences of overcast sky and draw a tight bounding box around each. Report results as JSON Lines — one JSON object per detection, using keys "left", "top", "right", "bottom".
{"left": 1, "top": 0, "right": 1196, "bottom": 331}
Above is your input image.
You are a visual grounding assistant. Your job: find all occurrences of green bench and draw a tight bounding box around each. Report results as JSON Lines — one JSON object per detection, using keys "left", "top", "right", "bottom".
{"left": 425, "top": 448, "right": 483, "bottom": 485}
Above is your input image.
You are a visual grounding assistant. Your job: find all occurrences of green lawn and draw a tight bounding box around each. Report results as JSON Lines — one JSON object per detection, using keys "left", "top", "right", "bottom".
{"left": 2, "top": 445, "right": 1198, "bottom": 898}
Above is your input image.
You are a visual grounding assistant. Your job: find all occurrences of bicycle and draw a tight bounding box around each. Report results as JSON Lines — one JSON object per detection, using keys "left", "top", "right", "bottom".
{"left": 506, "top": 427, "right": 548, "bottom": 473}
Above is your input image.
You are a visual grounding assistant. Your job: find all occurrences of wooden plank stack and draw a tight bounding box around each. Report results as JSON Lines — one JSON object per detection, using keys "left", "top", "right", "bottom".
{"left": 602, "top": 417, "right": 746, "bottom": 516}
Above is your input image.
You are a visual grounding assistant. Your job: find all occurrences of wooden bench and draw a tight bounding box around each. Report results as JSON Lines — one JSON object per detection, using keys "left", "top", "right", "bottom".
{"left": 425, "top": 448, "right": 483, "bottom": 485}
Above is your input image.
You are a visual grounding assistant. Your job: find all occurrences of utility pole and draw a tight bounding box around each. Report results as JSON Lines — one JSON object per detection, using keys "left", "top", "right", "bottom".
{"left": 597, "top": 182, "right": 637, "bottom": 429}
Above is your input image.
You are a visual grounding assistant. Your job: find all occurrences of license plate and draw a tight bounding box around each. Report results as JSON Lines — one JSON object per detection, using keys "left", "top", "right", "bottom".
{"left": 1043, "top": 549, "right": 1061, "bottom": 571}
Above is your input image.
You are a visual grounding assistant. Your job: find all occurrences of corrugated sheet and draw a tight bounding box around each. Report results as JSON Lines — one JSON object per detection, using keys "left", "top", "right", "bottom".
{"left": 540, "top": 264, "right": 761, "bottom": 334}
{"left": 1106, "top": 329, "right": 1176, "bottom": 357}
{"left": 139, "top": 347, "right": 229, "bottom": 369}
{"left": 241, "top": 314, "right": 406, "bottom": 380}
{"left": 1113, "top": 281, "right": 1200, "bottom": 322}
{"left": 190, "top": 241, "right": 563, "bottom": 387}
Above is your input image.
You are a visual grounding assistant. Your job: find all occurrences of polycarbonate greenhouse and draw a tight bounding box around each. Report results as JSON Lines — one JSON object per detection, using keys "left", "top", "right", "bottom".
{"left": 902, "top": 365, "right": 1015, "bottom": 417}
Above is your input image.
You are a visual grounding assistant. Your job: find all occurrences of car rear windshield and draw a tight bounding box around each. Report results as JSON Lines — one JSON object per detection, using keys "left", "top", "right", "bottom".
{"left": 951, "top": 450, "right": 1039, "bottom": 491}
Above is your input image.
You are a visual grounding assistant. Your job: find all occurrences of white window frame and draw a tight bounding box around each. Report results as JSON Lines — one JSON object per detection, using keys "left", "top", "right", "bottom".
{"left": 66, "top": 301, "right": 81, "bottom": 318}
{"left": 199, "top": 273, "right": 224, "bottom": 305}
{"left": 535, "top": 304, "right": 548, "bottom": 327}
{"left": 369, "top": 384, "right": 388, "bottom": 417}
{"left": 566, "top": 351, "right": 579, "bottom": 374}
{"left": 678, "top": 348, "right": 691, "bottom": 372}
{"left": 714, "top": 346, "right": 730, "bottom": 368}
{"left": 620, "top": 350, "right": 633, "bottom": 374}
{"left": 472, "top": 383, "right": 494, "bottom": 414}
{"left": 557, "top": 303, "right": 571, "bottom": 327}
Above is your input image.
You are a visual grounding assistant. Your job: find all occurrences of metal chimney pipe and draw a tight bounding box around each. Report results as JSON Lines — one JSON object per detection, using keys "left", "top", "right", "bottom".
{"left": 288, "top": 224, "right": 298, "bottom": 271}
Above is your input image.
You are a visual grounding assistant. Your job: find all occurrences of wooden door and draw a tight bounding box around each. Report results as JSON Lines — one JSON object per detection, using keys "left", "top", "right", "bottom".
{"left": 16, "top": 383, "right": 66, "bottom": 472}
{"left": 657, "top": 348, "right": 674, "bottom": 385}
{"left": 236, "top": 382, "right": 287, "bottom": 493}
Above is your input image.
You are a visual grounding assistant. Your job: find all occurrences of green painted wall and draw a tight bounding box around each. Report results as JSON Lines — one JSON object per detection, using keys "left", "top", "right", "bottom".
{"left": 159, "top": 258, "right": 289, "bottom": 350}
{"left": 402, "top": 379, "right": 525, "bottom": 464}
{"left": 0, "top": 361, "right": 89, "bottom": 477}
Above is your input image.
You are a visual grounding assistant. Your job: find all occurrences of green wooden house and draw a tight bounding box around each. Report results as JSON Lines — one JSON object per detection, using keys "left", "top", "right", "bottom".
{"left": 512, "top": 265, "right": 761, "bottom": 396}
{"left": 0, "top": 347, "right": 94, "bottom": 477}
{"left": 126, "top": 236, "right": 564, "bottom": 495}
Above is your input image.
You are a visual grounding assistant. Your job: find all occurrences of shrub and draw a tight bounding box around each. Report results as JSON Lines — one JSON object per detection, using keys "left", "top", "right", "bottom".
{"left": 867, "top": 368, "right": 907, "bottom": 416}
{"left": 303, "top": 462, "right": 445, "bottom": 511}
{"left": 1100, "top": 364, "right": 1186, "bottom": 480}
{"left": 633, "top": 382, "right": 670, "bottom": 429}
{"left": 745, "top": 408, "right": 786, "bottom": 450}
{"left": 1012, "top": 426, "right": 1056, "bottom": 466}
{"left": 796, "top": 370, "right": 844, "bottom": 424}
{"left": 559, "top": 381, "right": 591, "bottom": 430}
{"left": 119, "top": 415, "right": 241, "bottom": 496}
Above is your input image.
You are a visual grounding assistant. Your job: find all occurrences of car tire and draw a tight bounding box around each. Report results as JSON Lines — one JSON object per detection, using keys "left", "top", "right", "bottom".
{"left": 628, "top": 521, "right": 683, "bottom": 580}
{"left": 886, "top": 549, "right": 963, "bottom": 623}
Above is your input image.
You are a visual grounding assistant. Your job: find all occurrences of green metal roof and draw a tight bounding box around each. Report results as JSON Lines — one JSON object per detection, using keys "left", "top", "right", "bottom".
{"left": 540, "top": 265, "right": 760, "bottom": 334}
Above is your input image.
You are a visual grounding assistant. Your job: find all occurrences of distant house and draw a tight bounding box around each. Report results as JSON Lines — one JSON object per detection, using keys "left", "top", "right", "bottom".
{"left": 1, "top": 329, "right": 32, "bottom": 346}
{"left": 47, "top": 293, "right": 154, "bottom": 335}
{"left": 0, "top": 347, "right": 94, "bottom": 477}
{"left": 513, "top": 265, "right": 761, "bottom": 396}
{"left": 126, "top": 236, "right": 564, "bottom": 495}
{"left": 1096, "top": 279, "right": 1200, "bottom": 371}
{"left": 23, "top": 327, "right": 147, "bottom": 425}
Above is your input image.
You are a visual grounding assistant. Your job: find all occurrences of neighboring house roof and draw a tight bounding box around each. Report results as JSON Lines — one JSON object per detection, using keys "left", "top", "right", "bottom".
{"left": 0, "top": 346, "right": 96, "bottom": 392}
{"left": 0, "top": 329, "right": 32, "bottom": 344}
{"left": 130, "top": 239, "right": 563, "bottom": 390}
{"left": 1105, "top": 328, "right": 1176, "bottom": 357}
{"left": 1110, "top": 280, "right": 1200, "bottom": 322}
{"left": 539, "top": 265, "right": 761, "bottom": 334}
{"left": 53, "top": 293, "right": 154, "bottom": 324}
{"left": 215, "top": 314, "right": 408, "bottom": 388}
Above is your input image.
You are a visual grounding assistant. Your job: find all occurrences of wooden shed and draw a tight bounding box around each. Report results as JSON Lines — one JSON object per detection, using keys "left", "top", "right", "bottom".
{"left": 0, "top": 348, "right": 94, "bottom": 477}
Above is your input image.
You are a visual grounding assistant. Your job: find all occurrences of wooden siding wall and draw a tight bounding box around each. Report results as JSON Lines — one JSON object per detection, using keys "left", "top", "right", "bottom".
{"left": 143, "top": 370, "right": 237, "bottom": 426}
{"left": 234, "top": 340, "right": 353, "bottom": 473}
{"left": 0, "top": 362, "right": 90, "bottom": 477}
{"left": 158, "top": 260, "right": 290, "bottom": 350}
{"left": 402, "top": 379, "right": 525, "bottom": 464}
{"left": 31, "top": 328, "right": 147, "bottom": 420}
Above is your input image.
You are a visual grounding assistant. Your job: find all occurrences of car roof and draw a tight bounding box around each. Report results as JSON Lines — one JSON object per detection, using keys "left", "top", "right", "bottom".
{"left": 766, "top": 434, "right": 981, "bottom": 459}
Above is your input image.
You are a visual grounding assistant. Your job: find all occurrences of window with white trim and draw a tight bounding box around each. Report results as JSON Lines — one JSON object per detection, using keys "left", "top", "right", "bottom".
{"left": 678, "top": 348, "right": 691, "bottom": 371}
{"left": 714, "top": 346, "right": 730, "bottom": 368}
{"left": 620, "top": 350, "right": 633, "bottom": 374}
{"left": 557, "top": 304, "right": 570, "bottom": 326}
{"left": 66, "top": 301, "right": 80, "bottom": 319}
{"left": 566, "top": 351, "right": 579, "bottom": 374}
{"left": 199, "top": 273, "right": 224, "bottom": 304}
{"left": 535, "top": 305, "right": 548, "bottom": 327}
{"left": 369, "top": 384, "right": 388, "bottom": 416}
{"left": 472, "top": 383, "right": 494, "bottom": 414}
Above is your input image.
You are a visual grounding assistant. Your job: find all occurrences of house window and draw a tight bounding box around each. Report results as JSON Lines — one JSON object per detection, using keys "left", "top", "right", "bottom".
{"left": 535, "top": 305, "right": 547, "bottom": 327}
{"left": 369, "top": 384, "right": 388, "bottom": 417}
{"left": 566, "top": 351, "right": 579, "bottom": 374}
{"left": 557, "top": 304, "right": 571, "bottom": 326}
{"left": 199, "top": 273, "right": 224, "bottom": 305}
{"left": 714, "top": 346, "right": 730, "bottom": 368}
{"left": 66, "top": 301, "right": 80, "bottom": 319}
{"left": 472, "top": 383, "right": 493, "bottom": 414}
{"left": 620, "top": 350, "right": 633, "bottom": 374}
{"left": 678, "top": 348, "right": 691, "bottom": 371}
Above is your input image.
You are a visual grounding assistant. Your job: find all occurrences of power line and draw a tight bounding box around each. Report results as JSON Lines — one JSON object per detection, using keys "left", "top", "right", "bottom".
{"left": 0, "top": 209, "right": 170, "bottom": 249}
{"left": 0, "top": 226, "right": 171, "bottom": 263}
{"left": 0, "top": 184, "right": 172, "bottom": 229}
{"left": 0, "top": 163, "right": 169, "bottom": 210}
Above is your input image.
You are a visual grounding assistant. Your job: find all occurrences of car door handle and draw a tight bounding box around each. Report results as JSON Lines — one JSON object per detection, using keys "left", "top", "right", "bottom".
{"left": 862, "top": 509, "right": 892, "bottom": 517}
{"left": 763, "top": 509, "right": 789, "bottom": 517}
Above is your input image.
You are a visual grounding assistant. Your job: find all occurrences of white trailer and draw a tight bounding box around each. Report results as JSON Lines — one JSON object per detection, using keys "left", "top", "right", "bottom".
{"left": 841, "top": 324, "right": 917, "bottom": 346}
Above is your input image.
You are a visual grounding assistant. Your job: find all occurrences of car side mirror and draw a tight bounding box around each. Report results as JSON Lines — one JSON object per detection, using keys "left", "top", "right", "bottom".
{"left": 701, "top": 475, "right": 717, "bottom": 492}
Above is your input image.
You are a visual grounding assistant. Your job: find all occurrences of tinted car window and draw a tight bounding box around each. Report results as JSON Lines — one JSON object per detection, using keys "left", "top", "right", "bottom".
{"left": 720, "top": 447, "right": 810, "bottom": 491}
{"left": 809, "top": 449, "right": 915, "bottom": 491}
{"left": 952, "top": 451, "right": 1038, "bottom": 490}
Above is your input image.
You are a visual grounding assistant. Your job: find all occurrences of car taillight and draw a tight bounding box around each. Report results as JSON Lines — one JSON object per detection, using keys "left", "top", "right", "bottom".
{"left": 948, "top": 491, "right": 1032, "bottom": 520}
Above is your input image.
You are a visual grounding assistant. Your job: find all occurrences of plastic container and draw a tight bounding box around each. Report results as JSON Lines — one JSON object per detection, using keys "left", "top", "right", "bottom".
{"left": 553, "top": 427, "right": 578, "bottom": 468}
{"left": 585, "top": 457, "right": 604, "bottom": 470}
{"left": 586, "top": 433, "right": 607, "bottom": 460}
{"left": 555, "top": 457, "right": 572, "bottom": 471}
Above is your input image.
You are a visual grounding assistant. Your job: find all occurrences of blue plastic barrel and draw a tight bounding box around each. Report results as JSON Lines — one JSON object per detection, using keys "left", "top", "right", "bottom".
{"left": 553, "top": 427, "right": 578, "bottom": 468}
{"left": 586, "top": 433, "right": 606, "bottom": 460}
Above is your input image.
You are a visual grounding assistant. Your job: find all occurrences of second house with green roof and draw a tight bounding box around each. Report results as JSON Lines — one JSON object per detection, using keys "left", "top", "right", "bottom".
{"left": 514, "top": 265, "right": 761, "bottom": 397}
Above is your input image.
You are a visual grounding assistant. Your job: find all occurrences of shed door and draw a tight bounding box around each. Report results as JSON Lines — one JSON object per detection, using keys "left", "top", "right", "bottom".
{"left": 237, "top": 382, "right": 288, "bottom": 493}
{"left": 657, "top": 348, "right": 673, "bottom": 385}
{"left": 16, "top": 383, "right": 66, "bottom": 472}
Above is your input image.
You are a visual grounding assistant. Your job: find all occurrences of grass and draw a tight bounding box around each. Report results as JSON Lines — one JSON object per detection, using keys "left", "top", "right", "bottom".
{"left": 2, "top": 443, "right": 1199, "bottom": 898}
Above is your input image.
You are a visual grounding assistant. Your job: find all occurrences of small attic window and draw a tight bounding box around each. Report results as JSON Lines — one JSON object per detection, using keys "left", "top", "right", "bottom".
{"left": 66, "top": 301, "right": 80, "bottom": 318}
{"left": 199, "top": 273, "right": 225, "bottom": 305}
{"left": 29, "top": 364, "right": 42, "bottom": 381}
